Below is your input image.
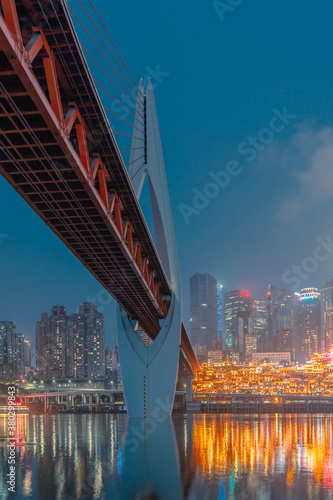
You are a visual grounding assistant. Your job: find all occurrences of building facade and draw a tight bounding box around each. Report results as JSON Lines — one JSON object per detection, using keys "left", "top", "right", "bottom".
{"left": 266, "top": 285, "right": 298, "bottom": 359}
{"left": 36, "top": 303, "right": 105, "bottom": 382}
{"left": 321, "top": 279, "right": 333, "bottom": 352}
{"left": 223, "top": 290, "right": 251, "bottom": 361}
{"left": 252, "top": 351, "right": 291, "bottom": 365}
{"left": 0, "top": 320, "right": 26, "bottom": 379}
{"left": 190, "top": 272, "right": 218, "bottom": 362}
{"left": 297, "top": 288, "right": 321, "bottom": 363}
{"left": 249, "top": 299, "right": 267, "bottom": 352}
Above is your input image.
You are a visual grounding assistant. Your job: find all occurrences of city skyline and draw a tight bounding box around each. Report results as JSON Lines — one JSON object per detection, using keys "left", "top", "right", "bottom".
{"left": 2, "top": 0, "right": 333, "bottom": 352}
{"left": 0, "top": 0, "right": 332, "bottom": 497}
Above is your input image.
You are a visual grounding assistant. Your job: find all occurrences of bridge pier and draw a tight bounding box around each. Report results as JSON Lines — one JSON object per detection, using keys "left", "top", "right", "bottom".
{"left": 184, "top": 376, "right": 194, "bottom": 403}
{"left": 109, "top": 393, "right": 114, "bottom": 406}
{"left": 117, "top": 79, "right": 183, "bottom": 419}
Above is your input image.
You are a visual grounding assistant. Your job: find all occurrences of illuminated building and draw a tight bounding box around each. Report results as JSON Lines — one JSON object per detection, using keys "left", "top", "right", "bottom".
{"left": 208, "top": 349, "right": 223, "bottom": 365}
{"left": 245, "top": 334, "right": 257, "bottom": 361}
{"left": 249, "top": 298, "right": 267, "bottom": 350}
{"left": 297, "top": 288, "right": 321, "bottom": 363}
{"left": 0, "top": 320, "right": 26, "bottom": 379}
{"left": 105, "top": 347, "right": 120, "bottom": 388}
{"left": 325, "top": 307, "right": 333, "bottom": 352}
{"left": 190, "top": 272, "right": 218, "bottom": 363}
{"left": 217, "top": 283, "right": 223, "bottom": 337}
{"left": 71, "top": 302, "right": 105, "bottom": 380}
{"left": 223, "top": 290, "right": 251, "bottom": 361}
{"left": 36, "top": 303, "right": 105, "bottom": 381}
{"left": 24, "top": 339, "right": 31, "bottom": 369}
{"left": 252, "top": 351, "right": 291, "bottom": 365}
{"left": 36, "top": 306, "right": 69, "bottom": 380}
{"left": 193, "top": 348, "right": 333, "bottom": 397}
{"left": 321, "top": 279, "right": 333, "bottom": 351}
{"left": 275, "top": 328, "right": 293, "bottom": 359}
{"left": 266, "top": 285, "right": 298, "bottom": 355}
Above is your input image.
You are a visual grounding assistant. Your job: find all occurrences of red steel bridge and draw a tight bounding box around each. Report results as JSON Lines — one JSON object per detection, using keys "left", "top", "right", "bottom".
{"left": 0, "top": 0, "right": 199, "bottom": 376}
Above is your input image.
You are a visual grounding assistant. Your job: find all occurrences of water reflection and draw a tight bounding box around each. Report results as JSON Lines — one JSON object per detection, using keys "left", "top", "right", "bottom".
{"left": 0, "top": 414, "right": 333, "bottom": 499}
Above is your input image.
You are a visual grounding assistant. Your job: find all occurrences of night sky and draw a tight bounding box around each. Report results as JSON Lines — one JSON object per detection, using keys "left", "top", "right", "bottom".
{"left": 1, "top": 0, "right": 333, "bottom": 353}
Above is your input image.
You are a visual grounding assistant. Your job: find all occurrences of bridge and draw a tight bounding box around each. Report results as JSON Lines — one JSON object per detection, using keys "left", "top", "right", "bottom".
{"left": 0, "top": 0, "right": 199, "bottom": 416}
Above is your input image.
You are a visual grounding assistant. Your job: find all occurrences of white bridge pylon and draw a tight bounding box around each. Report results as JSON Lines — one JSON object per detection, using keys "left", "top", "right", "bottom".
{"left": 117, "top": 79, "right": 182, "bottom": 418}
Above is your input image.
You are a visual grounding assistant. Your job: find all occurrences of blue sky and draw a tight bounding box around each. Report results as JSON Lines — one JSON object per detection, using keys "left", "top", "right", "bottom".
{"left": 1, "top": 0, "right": 333, "bottom": 350}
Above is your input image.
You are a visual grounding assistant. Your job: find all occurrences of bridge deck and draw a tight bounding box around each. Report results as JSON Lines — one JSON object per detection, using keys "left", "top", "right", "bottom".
{"left": 0, "top": 0, "right": 199, "bottom": 375}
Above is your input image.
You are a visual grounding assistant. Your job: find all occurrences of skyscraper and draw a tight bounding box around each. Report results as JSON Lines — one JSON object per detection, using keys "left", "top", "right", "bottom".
{"left": 0, "top": 320, "right": 25, "bottom": 379}
{"left": 72, "top": 302, "right": 105, "bottom": 380}
{"left": 36, "top": 303, "right": 105, "bottom": 382}
{"left": 297, "top": 288, "right": 321, "bottom": 363}
{"left": 36, "top": 306, "right": 69, "bottom": 380}
{"left": 249, "top": 299, "right": 267, "bottom": 348}
{"left": 324, "top": 307, "right": 333, "bottom": 352}
{"left": 24, "top": 339, "right": 31, "bottom": 370}
{"left": 223, "top": 290, "right": 251, "bottom": 361}
{"left": 321, "top": 279, "right": 333, "bottom": 352}
{"left": 217, "top": 284, "right": 223, "bottom": 337}
{"left": 266, "top": 285, "right": 298, "bottom": 358}
{"left": 190, "top": 272, "right": 218, "bottom": 362}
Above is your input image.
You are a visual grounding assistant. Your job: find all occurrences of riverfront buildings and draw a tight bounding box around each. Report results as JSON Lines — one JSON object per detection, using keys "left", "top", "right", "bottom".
{"left": 193, "top": 349, "right": 333, "bottom": 396}
{"left": 190, "top": 273, "right": 333, "bottom": 365}
{"left": 36, "top": 302, "right": 105, "bottom": 382}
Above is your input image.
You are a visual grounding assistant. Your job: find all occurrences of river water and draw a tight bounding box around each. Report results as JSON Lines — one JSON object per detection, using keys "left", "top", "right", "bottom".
{"left": 1, "top": 413, "right": 333, "bottom": 499}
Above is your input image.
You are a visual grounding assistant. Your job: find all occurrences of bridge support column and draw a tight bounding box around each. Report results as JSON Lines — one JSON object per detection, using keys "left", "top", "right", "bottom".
{"left": 88, "top": 395, "right": 92, "bottom": 412}
{"left": 117, "top": 79, "right": 183, "bottom": 418}
{"left": 184, "top": 376, "right": 194, "bottom": 403}
{"left": 109, "top": 393, "right": 114, "bottom": 406}
{"left": 66, "top": 395, "right": 70, "bottom": 410}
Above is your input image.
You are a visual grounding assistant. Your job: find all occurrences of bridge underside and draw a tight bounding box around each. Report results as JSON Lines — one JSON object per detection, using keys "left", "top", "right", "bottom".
{"left": 0, "top": 0, "right": 199, "bottom": 377}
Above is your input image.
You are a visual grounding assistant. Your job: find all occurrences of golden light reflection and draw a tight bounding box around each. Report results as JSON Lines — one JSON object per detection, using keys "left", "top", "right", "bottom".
{"left": 191, "top": 414, "right": 333, "bottom": 489}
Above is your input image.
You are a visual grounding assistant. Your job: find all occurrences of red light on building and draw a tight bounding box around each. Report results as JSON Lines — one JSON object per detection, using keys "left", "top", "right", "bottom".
{"left": 240, "top": 291, "right": 250, "bottom": 297}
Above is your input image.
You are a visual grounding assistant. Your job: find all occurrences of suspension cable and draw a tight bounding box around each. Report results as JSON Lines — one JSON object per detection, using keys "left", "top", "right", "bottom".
{"left": 131, "top": 161, "right": 146, "bottom": 180}
{"left": 92, "top": 77, "right": 144, "bottom": 128}
{"left": 86, "top": 0, "right": 144, "bottom": 100}
{"left": 66, "top": 2, "right": 144, "bottom": 118}
{"left": 75, "top": 0, "right": 144, "bottom": 110}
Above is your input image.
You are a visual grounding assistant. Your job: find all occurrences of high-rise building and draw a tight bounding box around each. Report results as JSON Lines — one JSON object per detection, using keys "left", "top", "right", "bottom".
{"left": 297, "top": 288, "right": 321, "bottom": 363}
{"left": 24, "top": 339, "right": 31, "bottom": 369}
{"left": 217, "top": 284, "right": 223, "bottom": 337}
{"left": 36, "top": 306, "right": 69, "bottom": 380}
{"left": 36, "top": 303, "right": 105, "bottom": 382}
{"left": 74, "top": 302, "right": 105, "bottom": 380}
{"left": 325, "top": 307, "right": 333, "bottom": 352}
{"left": 266, "top": 285, "right": 298, "bottom": 358}
{"left": 244, "top": 334, "right": 257, "bottom": 362}
{"left": 36, "top": 312, "right": 51, "bottom": 380}
{"left": 0, "top": 320, "right": 25, "bottom": 379}
{"left": 223, "top": 290, "right": 251, "bottom": 361}
{"left": 249, "top": 299, "right": 267, "bottom": 350}
{"left": 190, "top": 273, "right": 218, "bottom": 362}
{"left": 208, "top": 349, "right": 223, "bottom": 365}
{"left": 321, "top": 279, "right": 333, "bottom": 352}
{"left": 105, "top": 347, "right": 122, "bottom": 389}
